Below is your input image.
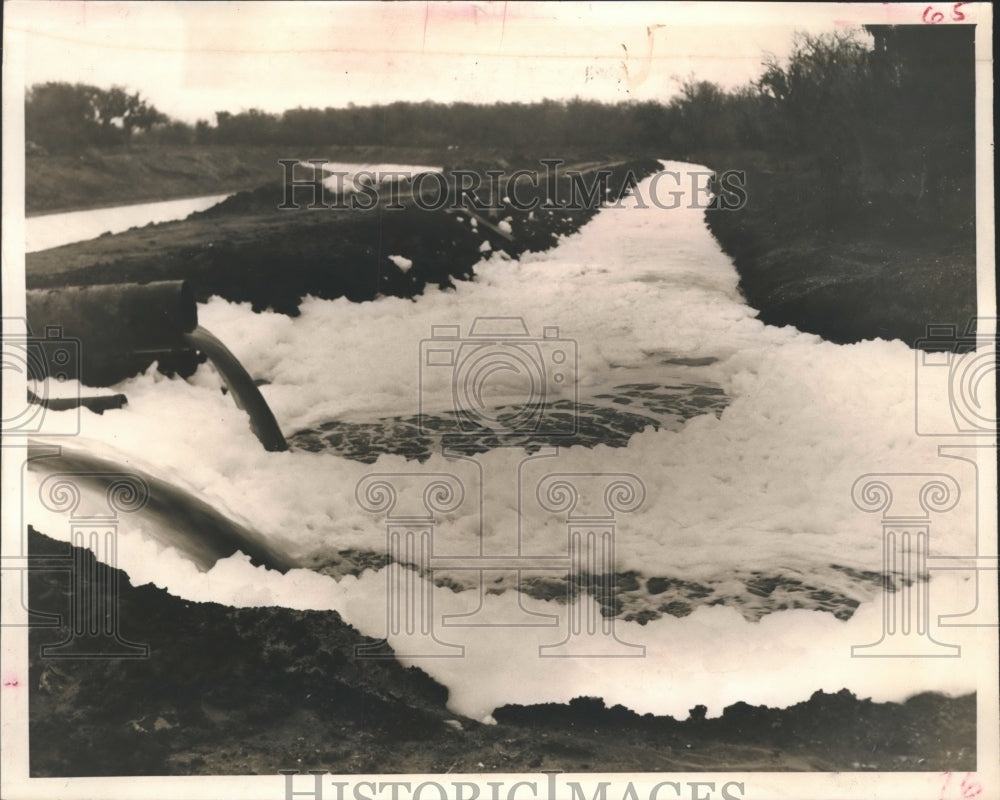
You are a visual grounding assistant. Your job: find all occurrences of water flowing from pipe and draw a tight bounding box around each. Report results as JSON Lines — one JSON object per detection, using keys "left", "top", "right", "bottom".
{"left": 27, "top": 440, "right": 293, "bottom": 572}
{"left": 184, "top": 325, "right": 287, "bottom": 452}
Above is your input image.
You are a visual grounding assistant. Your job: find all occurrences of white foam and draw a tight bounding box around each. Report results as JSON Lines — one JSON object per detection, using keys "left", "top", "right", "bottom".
{"left": 25, "top": 162, "right": 988, "bottom": 720}
{"left": 388, "top": 254, "right": 413, "bottom": 272}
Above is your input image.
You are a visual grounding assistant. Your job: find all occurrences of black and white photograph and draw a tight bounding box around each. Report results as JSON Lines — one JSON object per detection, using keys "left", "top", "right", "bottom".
{"left": 1, "top": 3, "right": 996, "bottom": 799}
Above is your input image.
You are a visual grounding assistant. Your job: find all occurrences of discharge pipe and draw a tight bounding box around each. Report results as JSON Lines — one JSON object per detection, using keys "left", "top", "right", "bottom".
{"left": 26, "top": 280, "right": 199, "bottom": 385}
{"left": 26, "top": 280, "right": 286, "bottom": 452}
{"left": 27, "top": 440, "right": 292, "bottom": 573}
{"left": 183, "top": 326, "right": 287, "bottom": 452}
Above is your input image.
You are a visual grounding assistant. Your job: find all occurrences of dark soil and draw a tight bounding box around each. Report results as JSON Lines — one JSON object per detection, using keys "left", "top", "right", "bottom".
{"left": 25, "top": 161, "right": 658, "bottom": 315}
{"left": 27, "top": 529, "right": 975, "bottom": 776}
{"left": 701, "top": 153, "right": 977, "bottom": 348}
{"left": 26, "top": 156, "right": 659, "bottom": 386}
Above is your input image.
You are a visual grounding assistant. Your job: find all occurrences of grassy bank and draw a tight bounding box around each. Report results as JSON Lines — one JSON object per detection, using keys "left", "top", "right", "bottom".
{"left": 27, "top": 145, "right": 285, "bottom": 215}
{"left": 700, "top": 151, "right": 976, "bottom": 348}
{"left": 26, "top": 144, "right": 479, "bottom": 215}
{"left": 28, "top": 529, "right": 975, "bottom": 776}
{"left": 25, "top": 144, "right": 644, "bottom": 216}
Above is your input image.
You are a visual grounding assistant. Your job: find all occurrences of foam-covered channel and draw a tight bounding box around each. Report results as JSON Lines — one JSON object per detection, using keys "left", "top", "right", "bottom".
{"left": 25, "top": 162, "right": 985, "bottom": 722}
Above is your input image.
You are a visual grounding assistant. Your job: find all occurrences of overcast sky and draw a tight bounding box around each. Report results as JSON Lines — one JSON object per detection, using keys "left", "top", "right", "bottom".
{"left": 8, "top": 2, "right": 906, "bottom": 124}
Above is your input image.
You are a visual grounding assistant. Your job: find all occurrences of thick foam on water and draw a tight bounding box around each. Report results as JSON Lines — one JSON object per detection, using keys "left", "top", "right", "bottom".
{"left": 24, "top": 162, "right": 989, "bottom": 720}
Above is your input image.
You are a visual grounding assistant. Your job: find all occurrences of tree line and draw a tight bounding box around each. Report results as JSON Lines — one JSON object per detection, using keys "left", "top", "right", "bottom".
{"left": 25, "top": 27, "right": 972, "bottom": 161}
{"left": 24, "top": 86, "right": 692, "bottom": 153}
{"left": 25, "top": 83, "right": 168, "bottom": 152}
{"left": 26, "top": 26, "right": 973, "bottom": 229}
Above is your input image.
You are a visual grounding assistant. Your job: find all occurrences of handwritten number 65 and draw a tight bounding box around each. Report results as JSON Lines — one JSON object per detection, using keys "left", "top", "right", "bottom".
{"left": 923, "top": 3, "right": 968, "bottom": 23}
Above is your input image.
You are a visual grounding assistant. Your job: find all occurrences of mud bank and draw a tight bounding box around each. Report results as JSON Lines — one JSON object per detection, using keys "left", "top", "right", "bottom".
{"left": 27, "top": 159, "right": 660, "bottom": 316}
{"left": 27, "top": 529, "right": 975, "bottom": 776}
{"left": 702, "top": 155, "right": 977, "bottom": 348}
{"left": 26, "top": 158, "right": 658, "bottom": 385}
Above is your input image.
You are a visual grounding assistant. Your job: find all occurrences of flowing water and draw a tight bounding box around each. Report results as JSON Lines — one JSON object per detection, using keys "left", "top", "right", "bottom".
{"left": 26, "top": 194, "right": 231, "bottom": 252}
{"left": 25, "top": 161, "right": 984, "bottom": 721}
{"left": 24, "top": 162, "right": 442, "bottom": 252}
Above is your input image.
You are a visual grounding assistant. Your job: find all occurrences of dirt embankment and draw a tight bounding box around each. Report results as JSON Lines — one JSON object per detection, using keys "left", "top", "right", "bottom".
{"left": 29, "top": 144, "right": 978, "bottom": 350}
{"left": 26, "top": 144, "right": 477, "bottom": 216}
{"left": 701, "top": 152, "right": 977, "bottom": 348}
{"left": 26, "top": 153, "right": 660, "bottom": 386}
{"left": 27, "top": 529, "right": 975, "bottom": 776}
{"left": 25, "top": 144, "right": 645, "bottom": 216}
{"left": 27, "top": 158, "right": 661, "bottom": 318}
